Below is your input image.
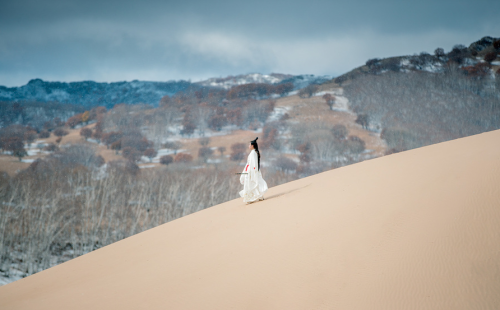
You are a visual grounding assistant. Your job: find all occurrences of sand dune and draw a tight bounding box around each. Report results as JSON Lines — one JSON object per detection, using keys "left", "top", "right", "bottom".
{"left": 1, "top": 130, "right": 500, "bottom": 309}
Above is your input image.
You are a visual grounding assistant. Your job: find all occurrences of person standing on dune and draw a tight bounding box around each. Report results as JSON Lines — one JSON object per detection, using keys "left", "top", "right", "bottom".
{"left": 239, "top": 137, "right": 268, "bottom": 203}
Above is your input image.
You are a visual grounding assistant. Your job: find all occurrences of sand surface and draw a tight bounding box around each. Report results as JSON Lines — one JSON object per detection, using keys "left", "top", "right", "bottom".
{"left": 1, "top": 129, "right": 500, "bottom": 309}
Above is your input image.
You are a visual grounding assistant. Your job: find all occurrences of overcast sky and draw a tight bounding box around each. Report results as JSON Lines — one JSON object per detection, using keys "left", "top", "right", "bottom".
{"left": 0, "top": 0, "right": 499, "bottom": 87}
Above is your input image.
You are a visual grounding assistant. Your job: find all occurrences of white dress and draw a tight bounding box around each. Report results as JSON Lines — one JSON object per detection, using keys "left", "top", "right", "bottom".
{"left": 239, "top": 149, "right": 268, "bottom": 203}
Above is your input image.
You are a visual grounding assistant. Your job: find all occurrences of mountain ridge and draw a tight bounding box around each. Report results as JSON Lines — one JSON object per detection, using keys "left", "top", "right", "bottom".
{"left": 0, "top": 78, "right": 195, "bottom": 109}
{"left": 332, "top": 36, "right": 500, "bottom": 85}
{"left": 0, "top": 73, "right": 332, "bottom": 108}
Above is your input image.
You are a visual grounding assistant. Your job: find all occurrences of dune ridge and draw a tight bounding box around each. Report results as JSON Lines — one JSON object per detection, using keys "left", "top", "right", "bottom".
{"left": 1, "top": 130, "right": 500, "bottom": 309}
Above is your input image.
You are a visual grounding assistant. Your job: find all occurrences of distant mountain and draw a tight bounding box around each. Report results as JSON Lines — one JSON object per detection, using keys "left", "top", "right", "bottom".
{"left": 0, "top": 73, "right": 334, "bottom": 108}
{"left": 0, "top": 79, "right": 196, "bottom": 108}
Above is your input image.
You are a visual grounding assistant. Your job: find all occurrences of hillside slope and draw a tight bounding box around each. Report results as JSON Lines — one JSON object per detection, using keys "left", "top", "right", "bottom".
{"left": 1, "top": 129, "right": 500, "bottom": 309}
{"left": 332, "top": 36, "right": 499, "bottom": 85}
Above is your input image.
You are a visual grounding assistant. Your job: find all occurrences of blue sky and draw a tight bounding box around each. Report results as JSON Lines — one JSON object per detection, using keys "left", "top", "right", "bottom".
{"left": 0, "top": 0, "right": 499, "bottom": 86}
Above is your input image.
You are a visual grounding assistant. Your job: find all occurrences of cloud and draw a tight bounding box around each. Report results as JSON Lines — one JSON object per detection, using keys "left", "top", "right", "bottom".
{"left": 180, "top": 32, "right": 267, "bottom": 67}
{"left": 176, "top": 28, "right": 496, "bottom": 78}
{"left": 0, "top": 0, "right": 499, "bottom": 86}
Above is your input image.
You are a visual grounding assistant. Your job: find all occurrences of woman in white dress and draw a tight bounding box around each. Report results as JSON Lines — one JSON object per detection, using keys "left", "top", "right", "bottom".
{"left": 239, "top": 137, "right": 268, "bottom": 203}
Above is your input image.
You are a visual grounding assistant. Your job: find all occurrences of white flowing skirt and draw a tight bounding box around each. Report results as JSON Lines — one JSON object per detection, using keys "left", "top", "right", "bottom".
{"left": 239, "top": 170, "right": 268, "bottom": 203}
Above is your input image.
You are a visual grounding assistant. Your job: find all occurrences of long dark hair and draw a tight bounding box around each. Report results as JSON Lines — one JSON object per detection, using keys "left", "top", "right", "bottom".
{"left": 250, "top": 137, "right": 260, "bottom": 170}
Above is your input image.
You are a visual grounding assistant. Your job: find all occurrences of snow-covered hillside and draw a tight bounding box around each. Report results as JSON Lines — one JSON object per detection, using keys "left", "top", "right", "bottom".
{"left": 196, "top": 73, "right": 292, "bottom": 89}
{"left": 196, "top": 73, "right": 333, "bottom": 91}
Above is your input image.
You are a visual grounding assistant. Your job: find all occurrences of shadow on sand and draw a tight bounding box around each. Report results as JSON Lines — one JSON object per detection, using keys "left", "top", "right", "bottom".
{"left": 246, "top": 183, "right": 312, "bottom": 204}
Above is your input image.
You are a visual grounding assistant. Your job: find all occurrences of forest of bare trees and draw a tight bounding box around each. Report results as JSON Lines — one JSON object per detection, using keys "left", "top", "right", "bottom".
{"left": 344, "top": 64, "right": 500, "bottom": 152}
{"left": 0, "top": 144, "right": 295, "bottom": 280}
{"left": 0, "top": 101, "right": 86, "bottom": 130}
{"left": 287, "top": 121, "right": 366, "bottom": 172}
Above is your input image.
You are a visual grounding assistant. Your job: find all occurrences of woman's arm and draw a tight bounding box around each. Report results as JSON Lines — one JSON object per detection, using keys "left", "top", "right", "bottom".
{"left": 248, "top": 151, "right": 258, "bottom": 180}
{"left": 240, "top": 153, "right": 251, "bottom": 184}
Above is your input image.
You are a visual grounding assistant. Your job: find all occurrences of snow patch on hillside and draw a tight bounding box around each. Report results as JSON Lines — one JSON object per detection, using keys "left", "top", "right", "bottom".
{"left": 268, "top": 106, "right": 292, "bottom": 122}
{"left": 197, "top": 73, "right": 286, "bottom": 89}
{"left": 314, "top": 89, "right": 352, "bottom": 113}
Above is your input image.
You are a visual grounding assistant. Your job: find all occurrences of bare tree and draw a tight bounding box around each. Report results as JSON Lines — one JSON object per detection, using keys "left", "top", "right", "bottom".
{"left": 39, "top": 130, "right": 50, "bottom": 138}
{"left": 355, "top": 114, "right": 369, "bottom": 130}
{"left": 230, "top": 143, "right": 246, "bottom": 162}
{"left": 322, "top": 94, "right": 336, "bottom": 110}
{"left": 53, "top": 128, "right": 69, "bottom": 138}
{"left": 111, "top": 140, "right": 122, "bottom": 154}
{"left": 122, "top": 147, "right": 142, "bottom": 162}
{"left": 198, "top": 147, "right": 213, "bottom": 163}
{"left": 434, "top": 48, "right": 445, "bottom": 57}
{"left": 43, "top": 143, "right": 59, "bottom": 152}
{"left": 298, "top": 84, "right": 319, "bottom": 98}
{"left": 24, "top": 130, "right": 37, "bottom": 147}
{"left": 3, "top": 137, "right": 27, "bottom": 161}
{"left": 162, "top": 141, "right": 182, "bottom": 155}
{"left": 331, "top": 124, "right": 348, "bottom": 140}
{"left": 274, "top": 156, "right": 297, "bottom": 172}
{"left": 80, "top": 128, "right": 92, "bottom": 140}
{"left": 143, "top": 148, "right": 158, "bottom": 162}
{"left": 199, "top": 137, "right": 210, "bottom": 147}
{"left": 217, "top": 146, "right": 226, "bottom": 157}
{"left": 484, "top": 52, "right": 497, "bottom": 63}
{"left": 159, "top": 155, "right": 173, "bottom": 165}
